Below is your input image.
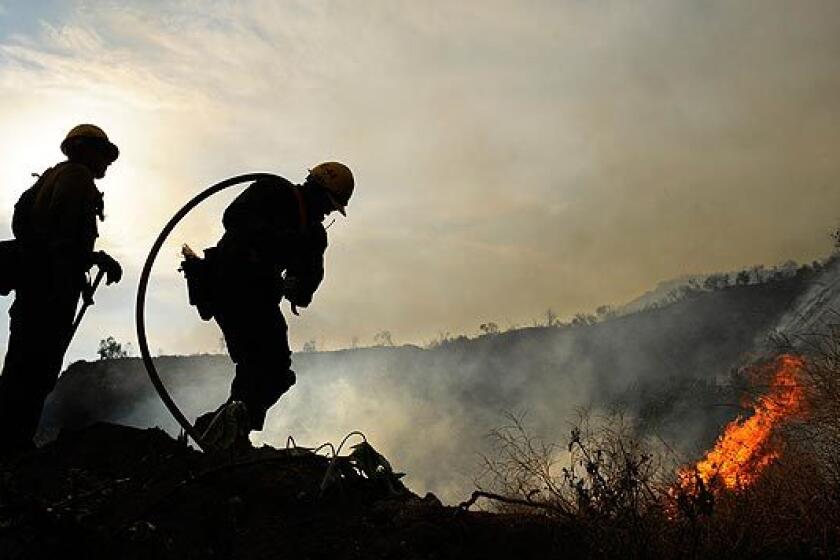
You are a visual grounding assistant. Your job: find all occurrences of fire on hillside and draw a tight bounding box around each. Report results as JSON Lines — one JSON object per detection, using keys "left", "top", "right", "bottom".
{"left": 677, "top": 354, "right": 807, "bottom": 494}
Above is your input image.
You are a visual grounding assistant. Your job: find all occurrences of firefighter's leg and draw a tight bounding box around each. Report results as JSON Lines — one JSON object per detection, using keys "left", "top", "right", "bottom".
{"left": 0, "top": 310, "right": 35, "bottom": 451}
{"left": 229, "top": 305, "right": 295, "bottom": 431}
{"left": 0, "top": 295, "right": 73, "bottom": 451}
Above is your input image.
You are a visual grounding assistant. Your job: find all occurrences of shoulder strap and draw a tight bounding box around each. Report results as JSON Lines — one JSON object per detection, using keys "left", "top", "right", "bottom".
{"left": 291, "top": 187, "right": 308, "bottom": 234}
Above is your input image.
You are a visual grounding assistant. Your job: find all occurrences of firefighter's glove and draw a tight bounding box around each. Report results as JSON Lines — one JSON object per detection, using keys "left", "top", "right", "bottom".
{"left": 283, "top": 275, "right": 300, "bottom": 304}
{"left": 283, "top": 276, "right": 309, "bottom": 316}
{"left": 93, "top": 251, "right": 123, "bottom": 285}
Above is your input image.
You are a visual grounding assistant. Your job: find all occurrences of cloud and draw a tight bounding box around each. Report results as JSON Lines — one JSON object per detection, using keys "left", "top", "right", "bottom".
{"left": 0, "top": 0, "right": 838, "bottom": 360}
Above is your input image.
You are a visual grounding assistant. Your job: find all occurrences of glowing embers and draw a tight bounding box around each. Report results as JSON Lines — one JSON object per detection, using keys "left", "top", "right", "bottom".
{"left": 679, "top": 354, "right": 806, "bottom": 492}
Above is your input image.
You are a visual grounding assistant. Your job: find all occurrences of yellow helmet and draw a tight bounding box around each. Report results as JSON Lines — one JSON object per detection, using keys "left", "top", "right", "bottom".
{"left": 308, "top": 162, "right": 354, "bottom": 216}
{"left": 61, "top": 124, "right": 119, "bottom": 163}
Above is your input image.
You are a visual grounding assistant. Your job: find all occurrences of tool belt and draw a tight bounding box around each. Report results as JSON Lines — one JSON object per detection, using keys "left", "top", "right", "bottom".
{"left": 181, "top": 247, "right": 218, "bottom": 321}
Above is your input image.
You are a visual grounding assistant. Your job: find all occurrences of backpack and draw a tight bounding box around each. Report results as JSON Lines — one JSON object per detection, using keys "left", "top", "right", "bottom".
{"left": 11, "top": 174, "right": 45, "bottom": 242}
{"left": 0, "top": 172, "right": 47, "bottom": 295}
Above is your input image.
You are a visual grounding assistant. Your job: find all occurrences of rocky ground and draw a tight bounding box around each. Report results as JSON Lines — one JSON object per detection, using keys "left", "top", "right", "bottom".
{"left": 0, "top": 423, "right": 568, "bottom": 559}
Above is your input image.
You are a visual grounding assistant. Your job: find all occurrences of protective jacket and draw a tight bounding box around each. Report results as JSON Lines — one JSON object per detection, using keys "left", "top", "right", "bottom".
{"left": 13, "top": 162, "right": 103, "bottom": 293}
{"left": 216, "top": 176, "right": 327, "bottom": 306}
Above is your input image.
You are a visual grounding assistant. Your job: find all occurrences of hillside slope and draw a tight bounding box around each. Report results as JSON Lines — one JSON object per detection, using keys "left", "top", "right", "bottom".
{"left": 41, "top": 258, "right": 840, "bottom": 501}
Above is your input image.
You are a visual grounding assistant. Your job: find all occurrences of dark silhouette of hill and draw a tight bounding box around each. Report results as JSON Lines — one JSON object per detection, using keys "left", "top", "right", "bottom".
{"left": 40, "top": 258, "right": 840, "bottom": 501}
{"left": 0, "top": 423, "right": 564, "bottom": 559}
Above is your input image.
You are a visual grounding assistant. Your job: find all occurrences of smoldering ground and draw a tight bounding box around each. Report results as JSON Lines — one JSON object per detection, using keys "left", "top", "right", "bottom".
{"left": 41, "top": 258, "right": 839, "bottom": 503}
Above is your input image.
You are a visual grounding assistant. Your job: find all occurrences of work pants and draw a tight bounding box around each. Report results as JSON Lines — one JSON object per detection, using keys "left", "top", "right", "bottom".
{"left": 0, "top": 286, "right": 79, "bottom": 451}
{"left": 214, "top": 294, "right": 295, "bottom": 431}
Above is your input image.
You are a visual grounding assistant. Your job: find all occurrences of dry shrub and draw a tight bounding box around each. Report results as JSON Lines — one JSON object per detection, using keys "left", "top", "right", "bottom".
{"left": 794, "top": 322, "right": 840, "bottom": 488}
{"left": 478, "top": 336, "right": 840, "bottom": 560}
{"left": 478, "top": 411, "right": 674, "bottom": 558}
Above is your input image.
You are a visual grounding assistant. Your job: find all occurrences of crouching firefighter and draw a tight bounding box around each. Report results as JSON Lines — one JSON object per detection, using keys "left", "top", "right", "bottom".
{"left": 185, "top": 162, "right": 354, "bottom": 446}
{"left": 0, "top": 124, "right": 123, "bottom": 454}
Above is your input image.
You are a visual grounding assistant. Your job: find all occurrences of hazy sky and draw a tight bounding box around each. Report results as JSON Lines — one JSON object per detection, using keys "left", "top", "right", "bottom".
{"left": 0, "top": 0, "right": 838, "bottom": 361}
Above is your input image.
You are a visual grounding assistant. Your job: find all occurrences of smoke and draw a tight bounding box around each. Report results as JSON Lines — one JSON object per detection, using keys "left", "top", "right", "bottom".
{"left": 42, "top": 261, "right": 828, "bottom": 503}
{"left": 259, "top": 258, "right": 840, "bottom": 503}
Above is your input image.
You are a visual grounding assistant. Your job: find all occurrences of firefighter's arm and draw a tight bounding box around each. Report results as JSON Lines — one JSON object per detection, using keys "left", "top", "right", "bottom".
{"left": 48, "top": 166, "right": 100, "bottom": 269}
{"left": 284, "top": 226, "right": 327, "bottom": 311}
{"left": 49, "top": 166, "right": 122, "bottom": 285}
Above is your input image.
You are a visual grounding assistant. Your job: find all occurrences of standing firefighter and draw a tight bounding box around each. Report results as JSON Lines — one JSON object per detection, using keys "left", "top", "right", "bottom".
{"left": 0, "top": 124, "right": 122, "bottom": 454}
{"left": 190, "top": 162, "right": 354, "bottom": 446}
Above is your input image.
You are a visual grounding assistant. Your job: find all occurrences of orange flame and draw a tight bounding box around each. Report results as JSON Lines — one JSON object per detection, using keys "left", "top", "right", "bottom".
{"left": 679, "top": 354, "right": 806, "bottom": 492}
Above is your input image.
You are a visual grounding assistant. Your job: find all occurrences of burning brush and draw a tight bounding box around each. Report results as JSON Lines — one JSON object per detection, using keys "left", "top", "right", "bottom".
{"left": 677, "top": 354, "right": 808, "bottom": 496}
